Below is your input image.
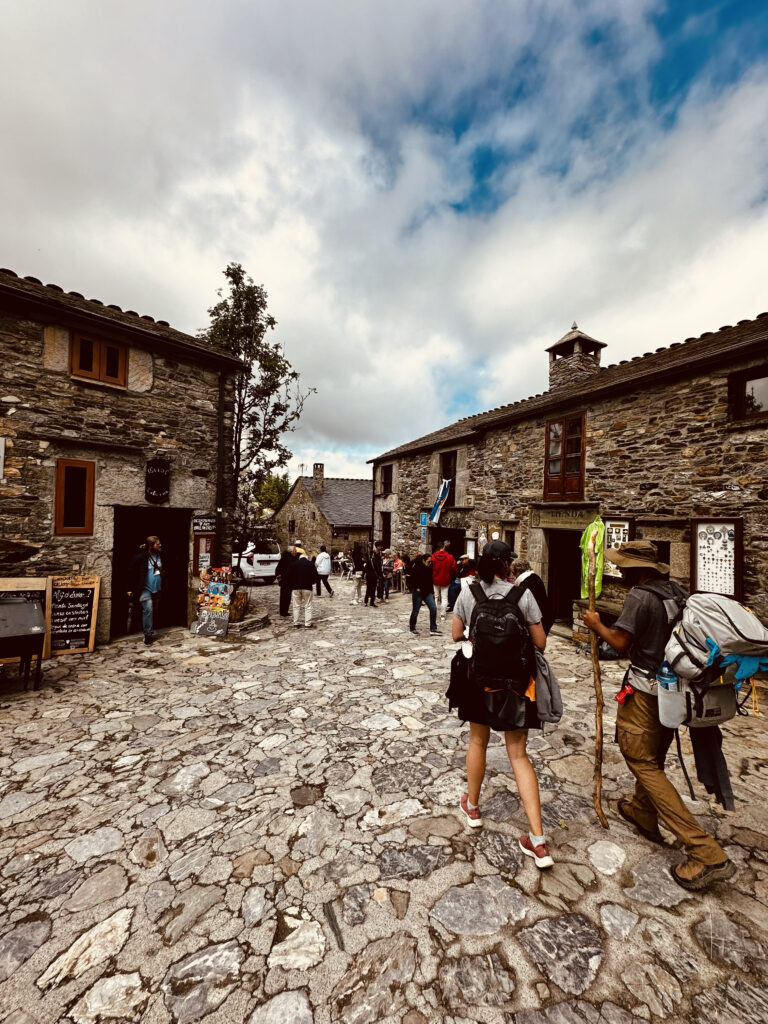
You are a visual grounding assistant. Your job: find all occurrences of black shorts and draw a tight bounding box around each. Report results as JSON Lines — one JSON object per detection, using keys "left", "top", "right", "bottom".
{"left": 457, "top": 686, "right": 541, "bottom": 732}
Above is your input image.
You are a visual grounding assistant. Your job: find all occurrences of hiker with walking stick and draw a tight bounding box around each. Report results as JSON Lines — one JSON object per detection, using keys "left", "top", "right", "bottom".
{"left": 584, "top": 539, "right": 736, "bottom": 892}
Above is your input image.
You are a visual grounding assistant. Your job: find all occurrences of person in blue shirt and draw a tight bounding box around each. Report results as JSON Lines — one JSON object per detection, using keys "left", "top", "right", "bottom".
{"left": 128, "top": 536, "right": 164, "bottom": 646}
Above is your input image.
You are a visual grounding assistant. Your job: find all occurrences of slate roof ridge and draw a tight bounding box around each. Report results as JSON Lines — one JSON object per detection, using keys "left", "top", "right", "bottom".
{"left": 294, "top": 474, "right": 372, "bottom": 526}
{"left": 300, "top": 475, "right": 372, "bottom": 482}
{"left": 0, "top": 267, "right": 242, "bottom": 368}
{"left": 372, "top": 310, "right": 768, "bottom": 461}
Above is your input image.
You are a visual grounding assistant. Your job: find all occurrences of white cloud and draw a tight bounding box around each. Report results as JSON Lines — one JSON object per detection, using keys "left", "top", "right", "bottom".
{"left": 1, "top": 0, "right": 766, "bottom": 475}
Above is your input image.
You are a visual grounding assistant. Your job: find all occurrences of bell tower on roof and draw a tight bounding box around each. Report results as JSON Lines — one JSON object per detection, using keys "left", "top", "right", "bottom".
{"left": 546, "top": 323, "right": 606, "bottom": 390}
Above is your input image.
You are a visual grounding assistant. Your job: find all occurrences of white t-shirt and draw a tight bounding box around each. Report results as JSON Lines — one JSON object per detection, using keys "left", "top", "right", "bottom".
{"left": 453, "top": 578, "right": 542, "bottom": 638}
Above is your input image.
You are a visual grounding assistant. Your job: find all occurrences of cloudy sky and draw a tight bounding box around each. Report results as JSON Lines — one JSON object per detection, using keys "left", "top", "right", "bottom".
{"left": 3, "top": 1, "right": 768, "bottom": 479}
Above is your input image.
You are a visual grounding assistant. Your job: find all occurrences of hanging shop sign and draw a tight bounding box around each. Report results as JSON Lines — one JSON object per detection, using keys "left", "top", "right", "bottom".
{"left": 690, "top": 517, "right": 743, "bottom": 600}
{"left": 145, "top": 457, "right": 171, "bottom": 504}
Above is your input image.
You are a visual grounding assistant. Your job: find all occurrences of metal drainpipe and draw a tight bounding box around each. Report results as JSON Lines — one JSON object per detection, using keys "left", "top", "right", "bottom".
{"left": 214, "top": 370, "right": 226, "bottom": 568}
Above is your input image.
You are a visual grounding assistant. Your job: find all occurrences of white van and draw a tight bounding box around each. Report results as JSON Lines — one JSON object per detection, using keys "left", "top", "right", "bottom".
{"left": 231, "top": 539, "right": 281, "bottom": 584}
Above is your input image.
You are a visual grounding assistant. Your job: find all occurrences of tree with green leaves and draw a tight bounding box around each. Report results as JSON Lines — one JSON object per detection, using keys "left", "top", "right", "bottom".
{"left": 254, "top": 472, "right": 290, "bottom": 513}
{"left": 200, "top": 263, "right": 312, "bottom": 543}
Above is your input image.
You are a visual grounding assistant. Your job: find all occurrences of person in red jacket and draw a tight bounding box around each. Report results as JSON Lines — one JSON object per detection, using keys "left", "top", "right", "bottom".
{"left": 431, "top": 540, "right": 457, "bottom": 619}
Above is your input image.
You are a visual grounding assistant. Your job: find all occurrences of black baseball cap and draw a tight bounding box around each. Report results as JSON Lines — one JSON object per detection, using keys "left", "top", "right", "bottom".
{"left": 482, "top": 540, "right": 516, "bottom": 560}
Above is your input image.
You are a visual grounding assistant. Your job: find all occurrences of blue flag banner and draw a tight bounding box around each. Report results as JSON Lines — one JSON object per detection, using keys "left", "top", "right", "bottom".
{"left": 428, "top": 479, "right": 451, "bottom": 525}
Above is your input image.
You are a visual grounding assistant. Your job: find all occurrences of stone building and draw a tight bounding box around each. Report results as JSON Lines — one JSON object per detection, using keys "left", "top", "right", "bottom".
{"left": 271, "top": 464, "right": 372, "bottom": 554}
{"left": 0, "top": 269, "right": 241, "bottom": 642}
{"left": 371, "top": 317, "right": 768, "bottom": 630}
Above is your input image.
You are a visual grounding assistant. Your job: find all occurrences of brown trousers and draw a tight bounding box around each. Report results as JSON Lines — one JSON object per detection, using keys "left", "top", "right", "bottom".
{"left": 617, "top": 690, "right": 726, "bottom": 865}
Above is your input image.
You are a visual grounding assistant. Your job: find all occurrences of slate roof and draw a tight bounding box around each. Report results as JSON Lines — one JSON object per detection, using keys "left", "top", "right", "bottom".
{"left": 372, "top": 311, "right": 768, "bottom": 462}
{"left": 298, "top": 476, "right": 372, "bottom": 527}
{"left": 0, "top": 268, "right": 243, "bottom": 370}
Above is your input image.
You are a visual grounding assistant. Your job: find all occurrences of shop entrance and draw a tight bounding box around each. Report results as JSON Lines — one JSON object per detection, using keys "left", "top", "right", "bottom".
{"left": 547, "top": 528, "right": 583, "bottom": 625}
{"left": 110, "top": 506, "right": 191, "bottom": 638}
{"left": 428, "top": 526, "right": 466, "bottom": 555}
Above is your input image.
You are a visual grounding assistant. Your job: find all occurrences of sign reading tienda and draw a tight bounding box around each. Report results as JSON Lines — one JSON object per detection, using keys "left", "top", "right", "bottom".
{"left": 145, "top": 457, "right": 171, "bottom": 504}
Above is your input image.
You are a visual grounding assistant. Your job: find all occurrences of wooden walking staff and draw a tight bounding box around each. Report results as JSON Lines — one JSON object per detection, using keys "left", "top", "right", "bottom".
{"left": 588, "top": 529, "right": 609, "bottom": 829}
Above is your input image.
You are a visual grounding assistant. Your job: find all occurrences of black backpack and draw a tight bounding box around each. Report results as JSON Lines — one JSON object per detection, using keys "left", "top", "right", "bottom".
{"left": 467, "top": 581, "right": 534, "bottom": 696}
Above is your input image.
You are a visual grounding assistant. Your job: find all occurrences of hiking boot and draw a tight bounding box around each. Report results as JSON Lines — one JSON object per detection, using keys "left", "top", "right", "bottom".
{"left": 519, "top": 834, "right": 554, "bottom": 869}
{"left": 671, "top": 857, "right": 736, "bottom": 891}
{"left": 459, "top": 794, "right": 482, "bottom": 828}
{"left": 616, "top": 799, "right": 665, "bottom": 845}
{"left": 143, "top": 635, "right": 155, "bottom": 646}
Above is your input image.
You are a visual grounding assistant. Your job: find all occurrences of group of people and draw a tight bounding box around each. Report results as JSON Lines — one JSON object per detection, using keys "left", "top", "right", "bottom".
{"left": 407, "top": 539, "right": 554, "bottom": 638}
{"left": 448, "top": 536, "right": 735, "bottom": 893}
{"left": 275, "top": 542, "right": 336, "bottom": 628}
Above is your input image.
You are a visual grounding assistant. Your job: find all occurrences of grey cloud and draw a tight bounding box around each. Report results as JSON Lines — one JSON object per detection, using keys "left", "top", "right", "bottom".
{"left": 2, "top": 1, "right": 766, "bottom": 469}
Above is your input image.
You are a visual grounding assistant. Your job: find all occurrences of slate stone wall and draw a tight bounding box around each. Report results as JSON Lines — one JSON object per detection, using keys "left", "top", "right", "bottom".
{"left": 272, "top": 481, "right": 372, "bottom": 555}
{"left": 549, "top": 351, "right": 602, "bottom": 390}
{"left": 375, "top": 355, "right": 768, "bottom": 620}
{"left": 0, "top": 315, "right": 236, "bottom": 641}
{"left": 272, "top": 481, "right": 332, "bottom": 553}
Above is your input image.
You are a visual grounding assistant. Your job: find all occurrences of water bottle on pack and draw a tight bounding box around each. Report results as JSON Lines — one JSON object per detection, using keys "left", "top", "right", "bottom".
{"left": 656, "top": 661, "right": 678, "bottom": 692}
{"left": 656, "top": 659, "right": 686, "bottom": 728}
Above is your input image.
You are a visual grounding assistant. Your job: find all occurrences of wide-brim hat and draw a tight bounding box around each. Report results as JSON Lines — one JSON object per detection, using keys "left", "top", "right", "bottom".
{"left": 605, "top": 539, "right": 669, "bottom": 574}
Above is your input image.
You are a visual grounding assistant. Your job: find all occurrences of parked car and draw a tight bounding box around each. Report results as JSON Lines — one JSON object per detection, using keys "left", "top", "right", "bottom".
{"left": 231, "top": 539, "right": 281, "bottom": 584}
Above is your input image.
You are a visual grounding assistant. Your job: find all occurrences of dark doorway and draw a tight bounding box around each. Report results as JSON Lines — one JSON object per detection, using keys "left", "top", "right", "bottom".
{"left": 380, "top": 512, "right": 392, "bottom": 550}
{"left": 547, "top": 529, "right": 583, "bottom": 624}
{"left": 429, "top": 526, "right": 465, "bottom": 555}
{"left": 111, "top": 506, "right": 192, "bottom": 638}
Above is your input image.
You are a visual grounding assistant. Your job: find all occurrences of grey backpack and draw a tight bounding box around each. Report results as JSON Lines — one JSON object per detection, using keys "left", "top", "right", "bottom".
{"left": 660, "top": 592, "right": 768, "bottom": 728}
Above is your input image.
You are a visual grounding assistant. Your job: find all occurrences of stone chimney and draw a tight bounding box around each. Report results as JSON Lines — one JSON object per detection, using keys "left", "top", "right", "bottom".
{"left": 547, "top": 323, "right": 606, "bottom": 390}
{"left": 312, "top": 462, "right": 324, "bottom": 494}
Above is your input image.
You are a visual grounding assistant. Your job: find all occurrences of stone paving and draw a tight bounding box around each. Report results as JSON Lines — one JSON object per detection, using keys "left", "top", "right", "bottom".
{"left": 1, "top": 580, "right": 768, "bottom": 1024}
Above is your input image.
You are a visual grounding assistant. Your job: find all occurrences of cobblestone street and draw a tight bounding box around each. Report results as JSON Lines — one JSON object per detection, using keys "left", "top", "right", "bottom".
{"left": 1, "top": 580, "right": 767, "bottom": 1024}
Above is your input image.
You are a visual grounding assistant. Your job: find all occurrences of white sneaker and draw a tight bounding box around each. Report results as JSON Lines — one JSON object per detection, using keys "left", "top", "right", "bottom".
{"left": 350, "top": 599, "right": 358, "bottom": 605}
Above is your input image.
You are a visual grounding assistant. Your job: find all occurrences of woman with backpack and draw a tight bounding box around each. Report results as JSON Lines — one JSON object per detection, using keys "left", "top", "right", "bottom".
{"left": 450, "top": 540, "right": 553, "bottom": 868}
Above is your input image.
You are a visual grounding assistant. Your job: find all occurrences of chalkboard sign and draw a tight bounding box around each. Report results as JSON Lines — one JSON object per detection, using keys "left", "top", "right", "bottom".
{"left": 190, "top": 608, "right": 229, "bottom": 638}
{"left": 50, "top": 575, "right": 100, "bottom": 655}
{"left": 146, "top": 457, "right": 171, "bottom": 504}
{"left": 193, "top": 515, "right": 216, "bottom": 533}
{"left": 0, "top": 578, "right": 52, "bottom": 659}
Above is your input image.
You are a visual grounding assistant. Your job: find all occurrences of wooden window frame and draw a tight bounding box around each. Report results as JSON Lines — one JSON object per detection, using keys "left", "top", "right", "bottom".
{"left": 54, "top": 458, "right": 95, "bottom": 535}
{"left": 380, "top": 464, "right": 393, "bottom": 495}
{"left": 728, "top": 365, "right": 768, "bottom": 422}
{"left": 70, "top": 332, "right": 128, "bottom": 387}
{"left": 544, "top": 412, "right": 585, "bottom": 501}
{"left": 440, "top": 449, "right": 458, "bottom": 507}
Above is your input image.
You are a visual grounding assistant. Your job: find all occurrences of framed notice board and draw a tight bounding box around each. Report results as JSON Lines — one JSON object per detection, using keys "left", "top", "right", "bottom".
{"left": 50, "top": 575, "right": 100, "bottom": 655}
{"left": 0, "top": 577, "right": 53, "bottom": 660}
{"left": 603, "top": 517, "right": 635, "bottom": 578}
{"left": 690, "top": 518, "right": 743, "bottom": 600}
